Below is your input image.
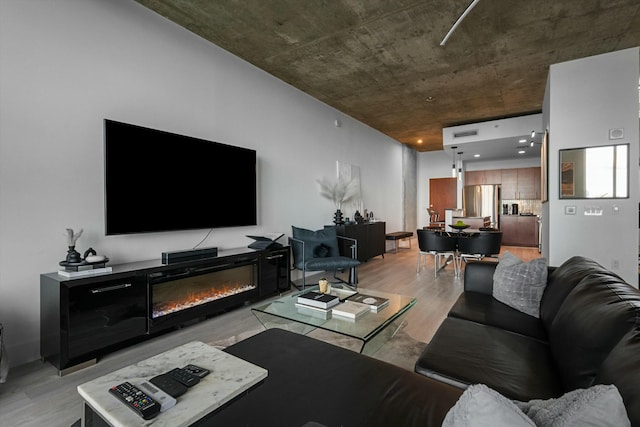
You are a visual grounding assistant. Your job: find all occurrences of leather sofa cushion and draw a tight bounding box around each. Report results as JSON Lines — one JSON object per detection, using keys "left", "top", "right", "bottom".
{"left": 197, "top": 328, "right": 462, "bottom": 427}
{"left": 548, "top": 273, "right": 640, "bottom": 391}
{"left": 540, "top": 256, "right": 620, "bottom": 330}
{"left": 415, "top": 317, "right": 563, "bottom": 402}
{"left": 595, "top": 328, "right": 640, "bottom": 426}
{"left": 448, "top": 292, "right": 548, "bottom": 342}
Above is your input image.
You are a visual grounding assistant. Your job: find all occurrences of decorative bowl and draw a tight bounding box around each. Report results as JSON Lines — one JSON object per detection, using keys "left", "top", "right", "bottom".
{"left": 450, "top": 224, "right": 470, "bottom": 231}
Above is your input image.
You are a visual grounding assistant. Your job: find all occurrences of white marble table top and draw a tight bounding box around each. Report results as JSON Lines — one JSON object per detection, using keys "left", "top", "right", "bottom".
{"left": 77, "top": 341, "right": 268, "bottom": 427}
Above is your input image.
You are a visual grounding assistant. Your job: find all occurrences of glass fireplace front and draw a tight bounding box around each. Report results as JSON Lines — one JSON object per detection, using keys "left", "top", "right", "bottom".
{"left": 149, "top": 263, "right": 257, "bottom": 330}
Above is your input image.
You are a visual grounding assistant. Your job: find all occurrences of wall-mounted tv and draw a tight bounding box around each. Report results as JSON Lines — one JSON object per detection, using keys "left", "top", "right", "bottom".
{"left": 104, "top": 119, "right": 257, "bottom": 235}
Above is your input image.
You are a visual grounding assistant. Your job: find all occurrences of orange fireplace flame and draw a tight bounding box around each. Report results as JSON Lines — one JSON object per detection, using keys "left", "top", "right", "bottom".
{"left": 152, "top": 281, "right": 256, "bottom": 318}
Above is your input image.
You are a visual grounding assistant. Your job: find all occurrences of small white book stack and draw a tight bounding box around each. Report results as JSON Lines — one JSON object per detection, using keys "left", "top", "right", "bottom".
{"left": 331, "top": 301, "right": 369, "bottom": 320}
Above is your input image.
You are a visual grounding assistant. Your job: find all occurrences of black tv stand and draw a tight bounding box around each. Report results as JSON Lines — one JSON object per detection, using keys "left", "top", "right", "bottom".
{"left": 40, "top": 246, "right": 290, "bottom": 374}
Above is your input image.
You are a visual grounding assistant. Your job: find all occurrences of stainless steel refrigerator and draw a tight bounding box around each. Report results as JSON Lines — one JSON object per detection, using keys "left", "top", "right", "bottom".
{"left": 462, "top": 184, "right": 500, "bottom": 228}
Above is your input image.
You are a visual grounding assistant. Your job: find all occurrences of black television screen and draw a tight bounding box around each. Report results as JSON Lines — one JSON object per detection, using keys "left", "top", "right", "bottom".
{"left": 104, "top": 119, "right": 257, "bottom": 235}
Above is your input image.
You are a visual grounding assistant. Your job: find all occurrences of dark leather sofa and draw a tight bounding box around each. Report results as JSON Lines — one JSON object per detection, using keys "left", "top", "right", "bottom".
{"left": 415, "top": 255, "right": 640, "bottom": 426}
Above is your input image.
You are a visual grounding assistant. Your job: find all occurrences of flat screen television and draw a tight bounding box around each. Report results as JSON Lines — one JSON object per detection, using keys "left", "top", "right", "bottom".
{"left": 104, "top": 119, "right": 257, "bottom": 235}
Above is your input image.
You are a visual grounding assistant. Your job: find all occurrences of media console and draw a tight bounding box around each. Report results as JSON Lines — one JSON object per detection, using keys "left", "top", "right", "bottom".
{"left": 40, "top": 246, "right": 290, "bottom": 374}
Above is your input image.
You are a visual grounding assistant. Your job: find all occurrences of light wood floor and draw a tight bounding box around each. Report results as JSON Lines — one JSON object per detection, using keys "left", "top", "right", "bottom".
{"left": 0, "top": 243, "right": 538, "bottom": 427}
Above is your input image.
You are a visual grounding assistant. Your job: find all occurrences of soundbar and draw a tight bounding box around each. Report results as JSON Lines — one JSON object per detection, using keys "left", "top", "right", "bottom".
{"left": 162, "top": 247, "right": 218, "bottom": 264}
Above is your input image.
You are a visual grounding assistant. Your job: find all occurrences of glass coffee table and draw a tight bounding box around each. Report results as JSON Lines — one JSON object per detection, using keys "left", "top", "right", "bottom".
{"left": 251, "top": 285, "right": 416, "bottom": 356}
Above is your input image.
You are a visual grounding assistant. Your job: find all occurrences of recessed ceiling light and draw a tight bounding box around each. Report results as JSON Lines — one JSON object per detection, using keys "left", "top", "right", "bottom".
{"left": 417, "top": 139, "right": 423, "bottom": 144}
{"left": 518, "top": 150, "right": 526, "bottom": 154}
{"left": 518, "top": 139, "right": 527, "bottom": 143}
{"left": 474, "top": 154, "right": 480, "bottom": 158}
{"left": 425, "top": 96, "right": 435, "bottom": 103}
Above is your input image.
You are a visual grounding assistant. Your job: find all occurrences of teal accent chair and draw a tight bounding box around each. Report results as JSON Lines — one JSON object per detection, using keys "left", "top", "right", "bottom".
{"left": 290, "top": 226, "right": 360, "bottom": 290}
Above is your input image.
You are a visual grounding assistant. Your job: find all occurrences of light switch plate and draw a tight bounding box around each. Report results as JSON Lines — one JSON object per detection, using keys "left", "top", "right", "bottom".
{"left": 584, "top": 206, "right": 603, "bottom": 216}
{"left": 565, "top": 205, "right": 576, "bottom": 215}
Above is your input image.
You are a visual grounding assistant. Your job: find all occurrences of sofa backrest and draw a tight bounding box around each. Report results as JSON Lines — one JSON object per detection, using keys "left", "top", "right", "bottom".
{"left": 539, "top": 256, "right": 622, "bottom": 330}
{"left": 547, "top": 272, "right": 640, "bottom": 391}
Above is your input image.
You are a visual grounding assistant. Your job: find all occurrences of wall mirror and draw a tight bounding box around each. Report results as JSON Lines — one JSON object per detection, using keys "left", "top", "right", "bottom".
{"left": 559, "top": 143, "right": 628, "bottom": 199}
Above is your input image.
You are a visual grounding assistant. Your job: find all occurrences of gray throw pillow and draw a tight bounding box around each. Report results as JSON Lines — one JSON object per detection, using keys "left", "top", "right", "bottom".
{"left": 442, "top": 384, "right": 535, "bottom": 427}
{"left": 515, "top": 384, "right": 630, "bottom": 427}
{"left": 492, "top": 251, "right": 548, "bottom": 318}
{"left": 443, "top": 383, "right": 631, "bottom": 427}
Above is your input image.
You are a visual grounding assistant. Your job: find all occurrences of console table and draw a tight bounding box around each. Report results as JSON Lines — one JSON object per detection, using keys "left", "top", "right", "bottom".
{"left": 40, "top": 246, "right": 289, "bottom": 374}
{"left": 78, "top": 341, "right": 268, "bottom": 427}
{"left": 334, "top": 222, "right": 386, "bottom": 262}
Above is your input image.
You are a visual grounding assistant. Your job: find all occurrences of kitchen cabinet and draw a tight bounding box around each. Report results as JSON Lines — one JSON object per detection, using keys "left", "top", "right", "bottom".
{"left": 500, "top": 215, "right": 539, "bottom": 247}
{"left": 500, "top": 167, "right": 541, "bottom": 200}
{"left": 517, "top": 167, "right": 541, "bottom": 199}
{"left": 466, "top": 170, "right": 502, "bottom": 186}
{"left": 500, "top": 169, "right": 518, "bottom": 199}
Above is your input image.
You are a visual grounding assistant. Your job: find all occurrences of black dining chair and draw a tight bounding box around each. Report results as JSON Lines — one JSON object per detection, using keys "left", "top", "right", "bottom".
{"left": 457, "top": 231, "right": 502, "bottom": 265}
{"left": 416, "top": 229, "right": 459, "bottom": 276}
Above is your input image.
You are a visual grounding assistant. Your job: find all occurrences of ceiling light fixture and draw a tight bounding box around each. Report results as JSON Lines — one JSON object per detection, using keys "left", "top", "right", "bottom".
{"left": 451, "top": 146, "right": 457, "bottom": 177}
{"left": 474, "top": 154, "right": 480, "bottom": 158}
{"left": 440, "top": 0, "right": 482, "bottom": 46}
{"left": 425, "top": 96, "right": 435, "bottom": 103}
{"left": 518, "top": 149, "right": 526, "bottom": 154}
{"left": 518, "top": 139, "right": 527, "bottom": 143}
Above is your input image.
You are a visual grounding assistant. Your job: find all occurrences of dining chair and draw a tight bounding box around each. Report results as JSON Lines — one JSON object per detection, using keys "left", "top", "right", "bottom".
{"left": 416, "top": 229, "right": 459, "bottom": 276}
{"left": 457, "top": 231, "right": 502, "bottom": 265}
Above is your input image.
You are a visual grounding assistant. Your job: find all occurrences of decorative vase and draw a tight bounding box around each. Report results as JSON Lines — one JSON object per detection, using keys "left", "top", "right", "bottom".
{"left": 333, "top": 209, "right": 344, "bottom": 225}
{"left": 65, "top": 246, "right": 82, "bottom": 264}
{"left": 354, "top": 210, "right": 364, "bottom": 224}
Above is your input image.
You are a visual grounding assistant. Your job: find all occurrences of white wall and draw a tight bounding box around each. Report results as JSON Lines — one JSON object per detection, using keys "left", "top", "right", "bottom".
{"left": 547, "top": 48, "right": 639, "bottom": 286}
{"left": 0, "top": 0, "right": 404, "bottom": 367}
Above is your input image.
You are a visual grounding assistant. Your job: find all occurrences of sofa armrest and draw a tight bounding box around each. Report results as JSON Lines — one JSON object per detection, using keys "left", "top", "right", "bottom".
{"left": 463, "top": 261, "right": 498, "bottom": 294}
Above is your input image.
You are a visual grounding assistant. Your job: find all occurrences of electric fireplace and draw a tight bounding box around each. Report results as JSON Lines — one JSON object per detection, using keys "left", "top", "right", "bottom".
{"left": 148, "top": 261, "right": 257, "bottom": 332}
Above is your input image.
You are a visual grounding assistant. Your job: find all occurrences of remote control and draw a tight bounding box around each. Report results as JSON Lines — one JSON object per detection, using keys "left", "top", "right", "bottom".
{"left": 109, "top": 381, "right": 161, "bottom": 420}
{"left": 182, "top": 364, "right": 210, "bottom": 378}
{"left": 167, "top": 367, "right": 200, "bottom": 387}
{"left": 137, "top": 380, "right": 177, "bottom": 412}
{"left": 150, "top": 373, "right": 188, "bottom": 398}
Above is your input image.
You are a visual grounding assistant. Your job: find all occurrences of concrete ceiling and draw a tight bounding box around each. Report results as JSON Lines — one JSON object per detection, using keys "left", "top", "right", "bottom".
{"left": 135, "top": 0, "right": 640, "bottom": 154}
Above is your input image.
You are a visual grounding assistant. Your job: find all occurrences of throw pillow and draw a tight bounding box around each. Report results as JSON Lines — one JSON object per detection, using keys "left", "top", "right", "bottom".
{"left": 313, "top": 243, "right": 330, "bottom": 258}
{"left": 515, "top": 384, "right": 630, "bottom": 427}
{"left": 492, "top": 251, "right": 548, "bottom": 318}
{"left": 291, "top": 226, "right": 341, "bottom": 270}
{"left": 442, "top": 384, "right": 535, "bottom": 427}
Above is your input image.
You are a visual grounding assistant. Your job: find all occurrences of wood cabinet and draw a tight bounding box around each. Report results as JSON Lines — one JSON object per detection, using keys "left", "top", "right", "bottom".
{"left": 334, "top": 222, "right": 386, "bottom": 262}
{"left": 517, "top": 167, "right": 541, "bottom": 199}
{"left": 466, "top": 170, "right": 502, "bottom": 186}
{"left": 500, "top": 169, "right": 518, "bottom": 199}
{"left": 500, "top": 167, "right": 541, "bottom": 200}
{"left": 500, "top": 215, "right": 539, "bottom": 247}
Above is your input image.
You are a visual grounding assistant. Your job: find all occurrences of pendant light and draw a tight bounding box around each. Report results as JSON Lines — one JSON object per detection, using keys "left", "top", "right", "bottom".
{"left": 457, "top": 151, "right": 463, "bottom": 181}
{"left": 451, "top": 146, "right": 457, "bottom": 177}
